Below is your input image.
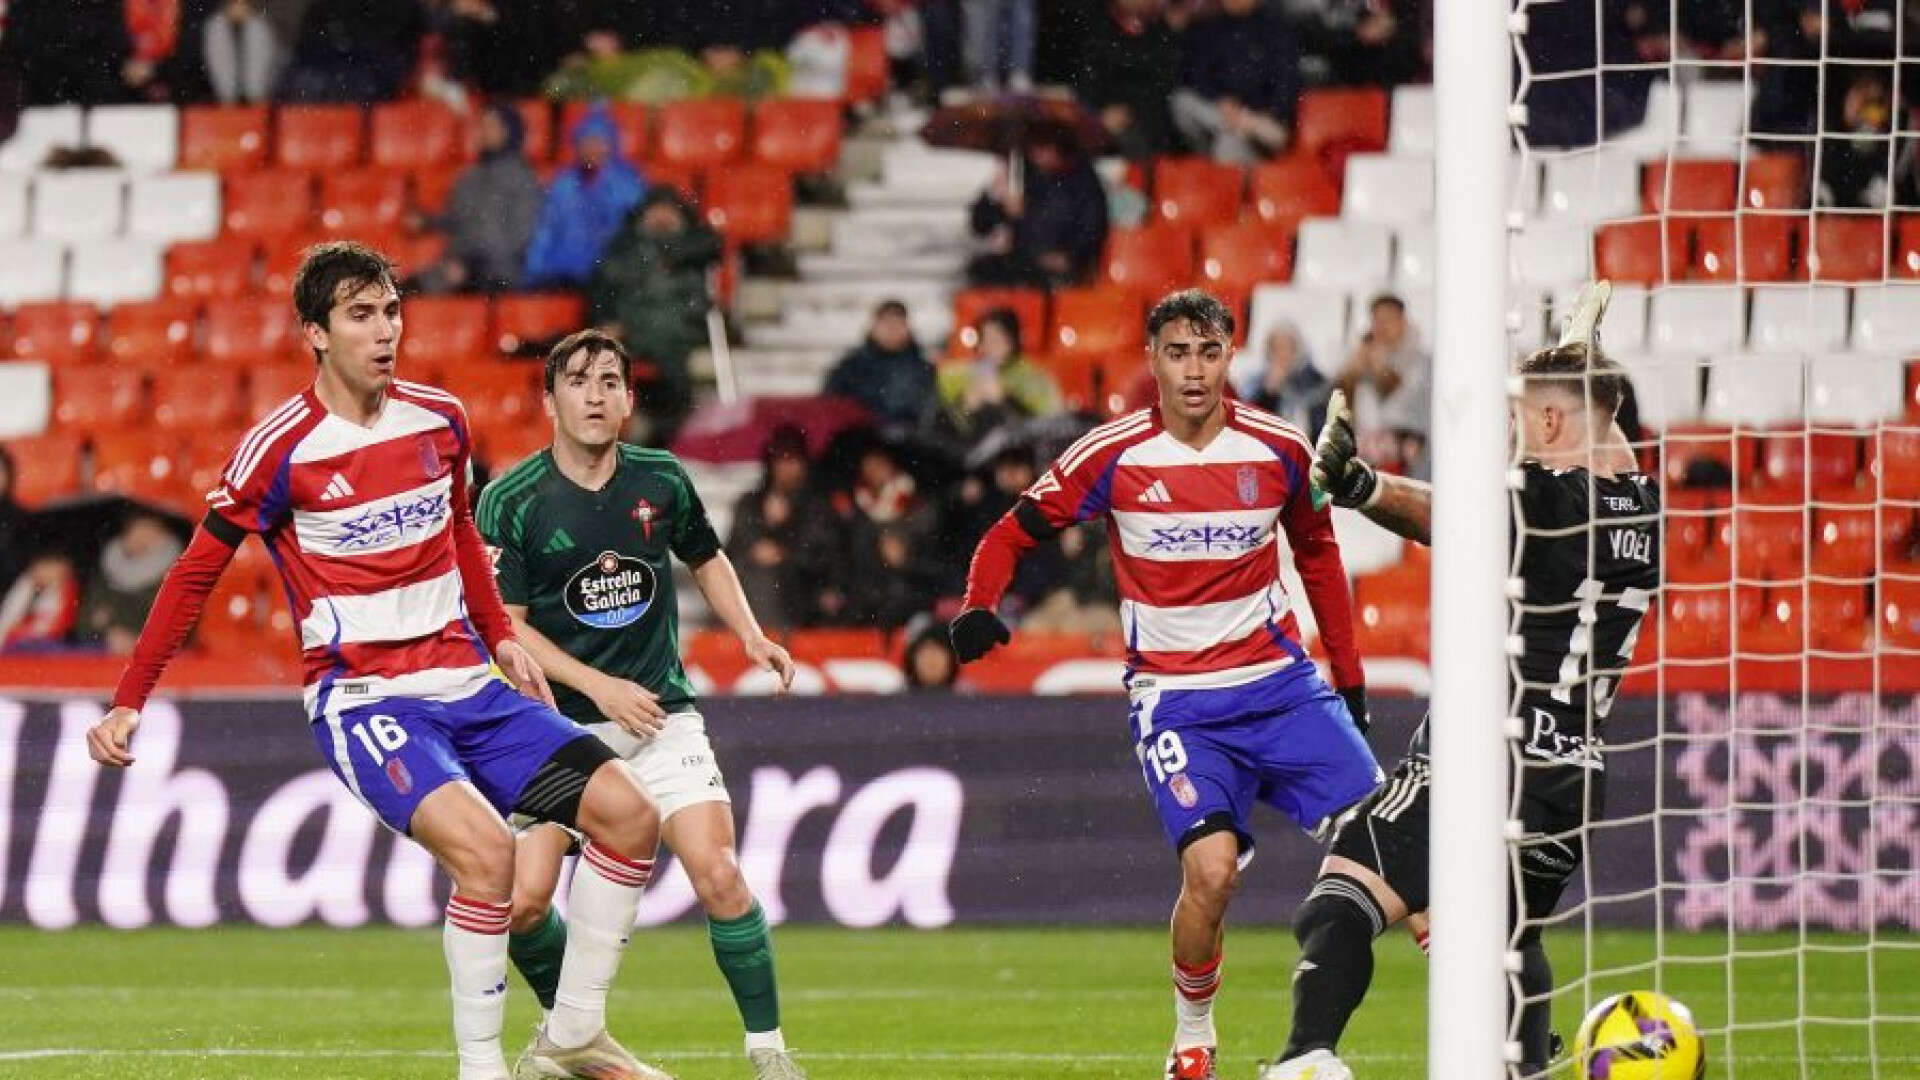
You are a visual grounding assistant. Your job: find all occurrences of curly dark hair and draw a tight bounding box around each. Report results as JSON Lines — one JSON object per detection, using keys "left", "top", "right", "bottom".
{"left": 1146, "top": 289, "right": 1235, "bottom": 343}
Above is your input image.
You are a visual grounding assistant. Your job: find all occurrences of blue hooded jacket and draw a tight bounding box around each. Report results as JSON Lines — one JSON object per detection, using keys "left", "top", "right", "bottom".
{"left": 522, "top": 106, "right": 647, "bottom": 287}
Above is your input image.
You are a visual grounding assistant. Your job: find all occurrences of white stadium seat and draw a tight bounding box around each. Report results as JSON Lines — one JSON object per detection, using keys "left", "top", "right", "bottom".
{"left": 0, "top": 106, "right": 84, "bottom": 173}
{"left": 31, "top": 170, "right": 125, "bottom": 239}
{"left": 1513, "top": 224, "right": 1592, "bottom": 291}
{"left": 127, "top": 172, "right": 221, "bottom": 241}
{"left": 1747, "top": 286, "right": 1848, "bottom": 353}
{"left": 1647, "top": 286, "right": 1745, "bottom": 355}
{"left": 1342, "top": 154, "right": 1433, "bottom": 225}
{"left": 67, "top": 238, "right": 163, "bottom": 305}
{"left": 1681, "top": 82, "right": 1750, "bottom": 150}
{"left": 1245, "top": 285, "right": 1348, "bottom": 381}
{"left": 1704, "top": 354, "right": 1804, "bottom": 426}
{"left": 1389, "top": 84, "right": 1436, "bottom": 156}
{"left": 0, "top": 175, "right": 27, "bottom": 236}
{"left": 1614, "top": 79, "right": 1681, "bottom": 159}
{"left": 1332, "top": 509, "right": 1404, "bottom": 577}
{"left": 86, "top": 104, "right": 180, "bottom": 173}
{"left": 1850, "top": 284, "right": 1920, "bottom": 353}
{"left": 1294, "top": 219, "right": 1393, "bottom": 290}
{"left": 1537, "top": 148, "right": 1641, "bottom": 224}
{"left": 1394, "top": 226, "right": 1435, "bottom": 288}
{"left": 1808, "top": 355, "right": 1903, "bottom": 426}
{"left": 0, "top": 240, "right": 67, "bottom": 303}
{"left": 1613, "top": 352, "right": 1703, "bottom": 428}
{"left": 1552, "top": 282, "right": 1649, "bottom": 353}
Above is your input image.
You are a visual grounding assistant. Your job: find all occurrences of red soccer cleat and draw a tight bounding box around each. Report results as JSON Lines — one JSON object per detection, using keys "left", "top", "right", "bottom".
{"left": 1165, "top": 1045, "right": 1217, "bottom": 1080}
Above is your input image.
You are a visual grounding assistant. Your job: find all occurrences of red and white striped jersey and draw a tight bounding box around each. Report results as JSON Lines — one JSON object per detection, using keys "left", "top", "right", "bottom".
{"left": 1021, "top": 401, "right": 1362, "bottom": 689}
{"left": 207, "top": 380, "right": 496, "bottom": 717}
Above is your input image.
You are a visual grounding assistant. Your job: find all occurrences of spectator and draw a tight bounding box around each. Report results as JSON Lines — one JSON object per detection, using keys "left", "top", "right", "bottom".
{"left": 1239, "top": 322, "right": 1330, "bottom": 434}
{"left": 967, "top": 131, "right": 1110, "bottom": 288}
{"left": 4, "top": 0, "right": 137, "bottom": 106}
{"left": 1295, "top": 0, "right": 1426, "bottom": 87}
{"left": 0, "top": 552, "right": 79, "bottom": 653}
{"left": 587, "top": 186, "right": 722, "bottom": 445}
{"left": 900, "top": 614, "right": 961, "bottom": 691}
{"left": 837, "top": 443, "right": 942, "bottom": 628}
{"left": 1818, "top": 70, "right": 1894, "bottom": 207}
{"left": 962, "top": 0, "right": 1036, "bottom": 93}
{"left": 76, "top": 511, "right": 182, "bottom": 655}
{"left": 726, "top": 426, "right": 845, "bottom": 630}
{"left": 1334, "top": 294, "right": 1431, "bottom": 477}
{"left": 0, "top": 447, "right": 26, "bottom": 596}
{"left": 278, "top": 0, "right": 426, "bottom": 103}
{"left": 824, "top": 300, "right": 936, "bottom": 430}
{"left": 936, "top": 442, "right": 1066, "bottom": 608}
{"left": 524, "top": 105, "right": 648, "bottom": 288}
{"left": 410, "top": 102, "right": 543, "bottom": 292}
{"left": 1068, "top": 0, "right": 1180, "bottom": 160}
{"left": 1521, "top": 0, "right": 1666, "bottom": 148}
{"left": 1170, "top": 0, "right": 1301, "bottom": 163}
{"left": 936, "top": 308, "right": 1063, "bottom": 441}
{"left": 203, "top": 0, "right": 281, "bottom": 103}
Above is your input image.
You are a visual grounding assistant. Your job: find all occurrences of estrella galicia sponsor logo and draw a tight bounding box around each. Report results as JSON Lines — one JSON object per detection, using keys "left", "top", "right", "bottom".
{"left": 1145, "top": 521, "right": 1267, "bottom": 555}
{"left": 566, "top": 550, "right": 657, "bottom": 629}
{"left": 335, "top": 490, "right": 451, "bottom": 551}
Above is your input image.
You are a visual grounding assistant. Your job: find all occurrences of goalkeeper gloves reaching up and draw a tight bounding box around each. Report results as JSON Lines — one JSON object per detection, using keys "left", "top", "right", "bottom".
{"left": 1309, "top": 389, "right": 1379, "bottom": 511}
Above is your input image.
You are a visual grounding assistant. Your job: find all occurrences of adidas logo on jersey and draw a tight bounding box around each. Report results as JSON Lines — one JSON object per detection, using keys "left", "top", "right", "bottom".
{"left": 542, "top": 528, "right": 577, "bottom": 555}
{"left": 321, "top": 473, "right": 356, "bottom": 502}
{"left": 1139, "top": 479, "right": 1172, "bottom": 505}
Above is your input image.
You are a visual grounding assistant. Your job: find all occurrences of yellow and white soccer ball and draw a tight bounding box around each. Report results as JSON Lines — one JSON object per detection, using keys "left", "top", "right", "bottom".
{"left": 1573, "top": 991, "right": 1706, "bottom": 1079}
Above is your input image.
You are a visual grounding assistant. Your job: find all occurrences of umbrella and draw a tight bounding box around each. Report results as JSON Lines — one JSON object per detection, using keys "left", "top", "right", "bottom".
{"left": 920, "top": 95, "right": 1113, "bottom": 159}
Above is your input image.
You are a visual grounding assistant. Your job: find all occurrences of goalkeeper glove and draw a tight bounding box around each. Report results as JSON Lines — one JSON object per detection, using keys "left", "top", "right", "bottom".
{"left": 1338, "top": 685, "right": 1370, "bottom": 737}
{"left": 1309, "top": 389, "right": 1378, "bottom": 510}
{"left": 948, "top": 607, "right": 1011, "bottom": 664}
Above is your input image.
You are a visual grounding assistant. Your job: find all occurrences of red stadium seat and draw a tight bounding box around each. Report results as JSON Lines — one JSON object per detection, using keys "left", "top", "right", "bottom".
{"left": 1688, "top": 214, "right": 1799, "bottom": 282}
{"left": 225, "top": 170, "right": 316, "bottom": 237}
{"left": 1880, "top": 427, "right": 1920, "bottom": 500}
{"left": 402, "top": 296, "right": 491, "bottom": 363}
{"left": 1248, "top": 156, "right": 1341, "bottom": 226}
{"left": 370, "top": 100, "right": 466, "bottom": 169}
{"left": 151, "top": 367, "right": 245, "bottom": 431}
{"left": 9, "top": 302, "right": 99, "bottom": 364}
{"left": 1811, "top": 506, "right": 1879, "bottom": 579}
{"left": 510, "top": 99, "right": 556, "bottom": 163}
{"left": 1726, "top": 505, "right": 1804, "bottom": 582}
{"left": 1808, "top": 582, "right": 1871, "bottom": 654}
{"left": 844, "top": 26, "right": 889, "bottom": 104}
{"left": 276, "top": 105, "right": 365, "bottom": 169}
{"left": 1294, "top": 89, "right": 1388, "bottom": 158}
{"left": 1593, "top": 220, "right": 1672, "bottom": 285}
{"left": 385, "top": 230, "right": 446, "bottom": 280}
{"left": 1894, "top": 213, "right": 1920, "bottom": 279}
{"left": 1663, "top": 424, "right": 1737, "bottom": 490}
{"left": 644, "top": 160, "right": 703, "bottom": 202}
{"left": 1755, "top": 429, "right": 1864, "bottom": 496}
{"left": 259, "top": 231, "right": 333, "bottom": 297}
{"left": 318, "top": 169, "right": 408, "bottom": 233}
{"left": 1806, "top": 214, "right": 1886, "bottom": 282}
{"left": 411, "top": 165, "right": 462, "bottom": 216}
{"left": 88, "top": 428, "right": 184, "bottom": 503}
{"left": 1742, "top": 153, "right": 1807, "bottom": 211}
{"left": 477, "top": 417, "right": 557, "bottom": 472}
{"left": 1880, "top": 577, "right": 1920, "bottom": 651}
{"left": 1153, "top": 158, "right": 1245, "bottom": 227}
{"left": 1641, "top": 159, "right": 1738, "bottom": 213}
{"left": 1049, "top": 287, "right": 1147, "bottom": 357}
{"left": 166, "top": 237, "right": 258, "bottom": 300}
{"left": 1199, "top": 223, "right": 1295, "bottom": 292}
{"left": 1103, "top": 223, "right": 1196, "bottom": 297}
{"left": 1045, "top": 351, "right": 1138, "bottom": 417}
{"left": 1739, "top": 586, "right": 1804, "bottom": 655}
{"left": 559, "top": 101, "right": 651, "bottom": 164}
{"left": 752, "top": 98, "right": 843, "bottom": 175}
{"left": 205, "top": 296, "right": 297, "bottom": 364}
{"left": 1353, "top": 570, "right": 1430, "bottom": 659}
{"left": 440, "top": 363, "right": 542, "bottom": 430}
{"left": 106, "top": 299, "right": 200, "bottom": 365}
{"left": 1663, "top": 490, "right": 1727, "bottom": 584}
{"left": 493, "top": 293, "right": 585, "bottom": 354}
{"left": 950, "top": 288, "right": 1047, "bottom": 357}
{"left": 655, "top": 99, "right": 747, "bottom": 170}
{"left": 179, "top": 105, "right": 270, "bottom": 171}
{"left": 53, "top": 366, "right": 148, "bottom": 434}
{"left": 704, "top": 164, "right": 793, "bottom": 245}
{"left": 247, "top": 364, "right": 315, "bottom": 417}
{"left": 8, "top": 431, "right": 84, "bottom": 505}
{"left": 1662, "top": 585, "right": 1731, "bottom": 659}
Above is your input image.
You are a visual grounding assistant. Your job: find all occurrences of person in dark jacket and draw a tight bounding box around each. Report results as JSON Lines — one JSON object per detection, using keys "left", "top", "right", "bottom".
{"left": 966, "top": 132, "right": 1110, "bottom": 288}
{"left": 4, "top": 0, "right": 137, "bottom": 106}
{"left": 824, "top": 300, "right": 935, "bottom": 429}
{"left": 524, "top": 105, "right": 648, "bottom": 288}
{"left": 1169, "top": 0, "right": 1301, "bottom": 162}
{"left": 726, "top": 426, "right": 846, "bottom": 630}
{"left": 277, "top": 0, "right": 425, "bottom": 102}
{"left": 1067, "top": 0, "right": 1180, "bottom": 160}
{"left": 412, "top": 102, "right": 543, "bottom": 293}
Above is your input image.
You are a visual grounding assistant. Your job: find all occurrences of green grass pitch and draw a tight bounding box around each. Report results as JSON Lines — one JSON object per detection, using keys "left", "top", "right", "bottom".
{"left": 0, "top": 926, "right": 1914, "bottom": 1078}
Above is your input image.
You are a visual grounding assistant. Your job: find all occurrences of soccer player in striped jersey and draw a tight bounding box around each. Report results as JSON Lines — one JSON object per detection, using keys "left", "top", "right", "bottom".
{"left": 84, "top": 242, "right": 672, "bottom": 1080}
{"left": 950, "top": 289, "right": 1380, "bottom": 1080}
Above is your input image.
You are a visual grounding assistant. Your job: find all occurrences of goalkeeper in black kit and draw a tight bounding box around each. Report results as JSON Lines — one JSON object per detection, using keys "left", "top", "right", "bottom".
{"left": 1262, "top": 283, "right": 1662, "bottom": 1080}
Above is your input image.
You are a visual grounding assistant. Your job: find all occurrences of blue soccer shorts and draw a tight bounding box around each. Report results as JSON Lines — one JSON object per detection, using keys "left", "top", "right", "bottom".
{"left": 1129, "top": 663, "right": 1383, "bottom": 857}
{"left": 311, "top": 678, "right": 591, "bottom": 835}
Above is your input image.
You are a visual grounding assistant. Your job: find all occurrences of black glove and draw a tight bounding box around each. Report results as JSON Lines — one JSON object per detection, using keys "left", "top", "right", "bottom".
{"left": 1310, "top": 389, "right": 1378, "bottom": 510}
{"left": 948, "top": 607, "right": 1011, "bottom": 664}
{"left": 1338, "top": 685, "right": 1370, "bottom": 736}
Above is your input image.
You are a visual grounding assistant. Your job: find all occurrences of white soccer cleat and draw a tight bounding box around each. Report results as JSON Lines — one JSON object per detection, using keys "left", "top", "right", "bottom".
{"left": 512, "top": 1026, "right": 675, "bottom": 1080}
{"left": 1256, "top": 1048, "right": 1354, "bottom": 1080}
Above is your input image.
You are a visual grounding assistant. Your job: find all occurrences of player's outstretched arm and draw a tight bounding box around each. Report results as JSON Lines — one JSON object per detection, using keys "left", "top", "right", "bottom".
{"left": 503, "top": 604, "right": 664, "bottom": 733}
{"left": 689, "top": 551, "right": 795, "bottom": 692}
{"left": 1310, "top": 389, "right": 1433, "bottom": 546}
{"left": 951, "top": 510, "right": 1039, "bottom": 664}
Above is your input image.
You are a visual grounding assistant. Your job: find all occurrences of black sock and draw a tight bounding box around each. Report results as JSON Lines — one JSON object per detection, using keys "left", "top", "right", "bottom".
{"left": 1514, "top": 931, "right": 1554, "bottom": 1074}
{"left": 1282, "top": 875, "right": 1384, "bottom": 1060}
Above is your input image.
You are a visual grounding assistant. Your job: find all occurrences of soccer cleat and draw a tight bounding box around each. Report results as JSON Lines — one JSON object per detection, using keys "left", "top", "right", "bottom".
{"left": 511, "top": 1026, "right": 675, "bottom": 1080}
{"left": 1164, "top": 1045, "right": 1217, "bottom": 1080}
{"left": 1255, "top": 1049, "right": 1354, "bottom": 1080}
{"left": 747, "top": 1047, "right": 809, "bottom": 1079}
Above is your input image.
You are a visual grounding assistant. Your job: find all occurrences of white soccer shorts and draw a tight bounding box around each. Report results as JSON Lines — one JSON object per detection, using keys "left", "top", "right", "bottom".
{"left": 587, "top": 709, "right": 732, "bottom": 820}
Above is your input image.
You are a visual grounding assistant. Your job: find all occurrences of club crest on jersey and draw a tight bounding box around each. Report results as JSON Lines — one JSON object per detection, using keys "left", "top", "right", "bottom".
{"left": 416, "top": 435, "right": 442, "bottom": 478}
{"left": 565, "top": 550, "right": 658, "bottom": 629}
{"left": 1236, "top": 465, "right": 1259, "bottom": 506}
{"left": 385, "top": 757, "right": 414, "bottom": 795}
{"left": 1169, "top": 772, "right": 1198, "bottom": 809}
{"left": 631, "top": 497, "right": 658, "bottom": 541}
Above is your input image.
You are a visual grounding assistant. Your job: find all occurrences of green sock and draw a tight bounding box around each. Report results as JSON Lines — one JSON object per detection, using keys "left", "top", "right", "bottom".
{"left": 709, "top": 901, "right": 781, "bottom": 1034}
{"left": 508, "top": 907, "right": 567, "bottom": 1011}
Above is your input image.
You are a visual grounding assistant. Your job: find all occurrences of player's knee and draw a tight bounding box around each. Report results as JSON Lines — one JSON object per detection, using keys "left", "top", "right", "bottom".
{"left": 1182, "top": 853, "right": 1239, "bottom": 908}
{"left": 444, "top": 822, "right": 516, "bottom": 899}
{"left": 688, "top": 853, "right": 752, "bottom": 916}
{"left": 577, "top": 763, "right": 659, "bottom": 859}
{"left": 1295, "top": 875, "right": 1387, "bottom": 950}
{"left": 509, "top": 894, "right": 552, "bottom": 935}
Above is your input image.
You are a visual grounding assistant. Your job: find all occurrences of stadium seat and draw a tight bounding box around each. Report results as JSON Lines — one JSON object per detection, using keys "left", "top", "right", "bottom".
{"left": 751, "top": 98, "right": 843, "bottom": 175}
{"left": 179, "top": 105, "right": 270, "bottom": 171}
{"left": 317, "top": 169, "right": 408, "bottom": 233}
{"left": 258, "top": 230, "right": 332, "bottom": 296}
{"left": 1894, "top": 214, "right": 1920, "bottom": 279}
{"left": 68, "top": 239, "right": 165, "bottom": 306}
{"left": 1662, "top": 491, "right": 1725, "bottom": 583}
{"left": 1388, "top": 84, "right": 1436, "bottom": 155}
{"left": 276, "top": 105, "right": 365, "bottom": 169}
{"left": 1662, "top": 585, "right": 1731, "bottom": 659}
{"left": 205, "top": 295, "right": 297, "bottom": 364}
{"left": 1746, "top": 286, "right": 1846, "bottom": 352}
{"left": 9, "top": 430, "right": 84, "bottom": 505}
{"left": 0, "top": 105, "right": 83, "bottom": 172}
{"left": 87, "top": 104, "right": 179, "bottom": 173}
{"left": 1879, "top": 578, "right": 1920, "bottom": 651}
{"left": 52, "top": 365, "right": 146, "bottom": 433}
{"left": 1881, "top": 427, "right": 1920, "bottom": 501}
{"left": 225, "top": 169, "right": 316, "bottom": 237}
{"left": 1688, "top": 214, "right": 1797, "bottom": 283}
{"left": 1613, "top": 78, "right": 1681, "bottom": 153}
{"left": 1152, "top": 158, "right": 1244, "bottom": 227}
{"left": 1592, "top": 220, "right": 1671, "bottom": 285}
{"left": 1742, "top": 154, "right": 1806, "bottom": 211}
{"left": 1728, "top": 505, "right": 1804, "bottom": 582}
{"left": 1294, "top": 88, "right": 1388, "bottom": 159}
{"left": 1811, "top": 507, "right": 1880, "bottom": 580}
{"left": 950, "top": 287, "right": 1047, "bottom": 356}
{"left": 1808, "top": 354, "right": 1903, "bottom": 426}
{"left": 1249, "top": 156, "right": 1341, "bottom": 226}
{"left": 1641, "top": 159, "right": 1738, "bottom": 213}
{"left": 1352, "top": 571, "right": 1430, "bottom": 659}
{"left": 247, "top": 364, "right": 314, "bottom": 416}
{"left": 1851, "top": 284, "right": 1920, "bottom": 353}
{"left": 370, "top": 101, "right": 465, "bottom": 169}
{"left": 1703, "top": 354, "right": 1803, "bottom": 426}
{"left": 510, "top": 99, "right": 555, "bottom": 162}
{"left": 1103, "top": 223, "right": 1196, "bottom": 297}
{"left": 1661, "top": 422, "right": 1737, "bottom": 490}
{"left": 559, "top": 101, "right": 651, "bottom": 164}
{"left": 9, "top": 301, "right": 98, "bottom": 364}
{"left": 0, "top": 240, "right": 67, "bottom": 304}
{"left": 1512, "top": 224, "right": 1592, "bottom": 291}
{"left": 1648, "top": 287, "right": 1744, "bottom": 355}
{"left": 1538, "top": 149, "right": 1642, "bottom": 224}
{"left": 1341, "top": 154, "right": 1432, "bottom": 225}
{"left": 843, "top": 26, "right": 888, "bottom": 103}
{"left": 1808, "top": 582, "right": 1870, "bottom": 654}
{"left": 1049, "top": 287, "right": 1146, "bottom": 357}
{"left": 655, "top": 99, "right": 747, "bottom": 170}
{"left": 401, "top": 295, "right": 491, "bottom": 363}
{"left": 384, "top": 230, "right": 445, "bottom": 280}
{"left": 106, "top": 298, "right": 199, "bottom": 365}
{"left": 1293, "top": 219, "right": 1391, "bottom": 290}
{"left": 1393, "top": 226, "right": 1435, "bottom": 289}
{"left": 1681, "top": 82, "right": 1751, "bottom": 148}
{"left": 0, "top": 174, "right": 26, "bottom": 235}
{"left": 88, "top": 428, "right": 184, "bottom": 502}
{"left": 409, "top": 164, "right": 462, "bottom": 216}
{"left": 440, "top": 363, "right": 542, "bottom": 430}
{"left": 1754, "top": 429, "right": 1864, "bottom": 496}
{"left": 1806, "top": 214, "right": 1886, "bottom": 282}
{"left": 1198, "top": 223, "right": 1294, "bottom": 294}
{"left": 126, "top": 171, "right": 222, "bottom": 243}
{"left": 165, "top": 236, "right": 256, "bottom": 300}
{"left": 32, "top": 170, "right": 125, "bottom": 240}
{"left": 493, "top": 293, "right": 585, "bottom": 353}
{"left": 704, "top": 164, "right": 793, "bottom": 245}
{"left": 151, "top": 367, "right": 245, "bottom": 431}
{"left": 1739, "top": 586, "right": 1805, "bottom": 655}
{"left": 1613, "top": 352, "right": 1700, "bottom": 428}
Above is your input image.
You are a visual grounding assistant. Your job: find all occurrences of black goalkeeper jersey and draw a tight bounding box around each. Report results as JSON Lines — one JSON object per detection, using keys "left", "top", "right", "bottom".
{"left": 475, "top": 444, "right": 721, "bottom": 723}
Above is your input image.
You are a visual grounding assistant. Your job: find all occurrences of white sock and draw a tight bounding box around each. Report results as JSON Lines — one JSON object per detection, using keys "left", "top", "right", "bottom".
{"left": 745, "top": 1029, "right": 787, "bottom": 1053}
{"left": 1172, "top": 954, "right": 1221, "bottom": 1050}
{"left": 445, "top": 895, "right": 512, "bottom": 1080}
{"left": 547, "top": 842, "right": 651, "bottom": 1048}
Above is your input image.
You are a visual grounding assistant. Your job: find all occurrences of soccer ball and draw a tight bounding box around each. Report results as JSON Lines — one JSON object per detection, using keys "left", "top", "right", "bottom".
{"left": 1573, "top": 991, "right": 1706, "bottom": 1079}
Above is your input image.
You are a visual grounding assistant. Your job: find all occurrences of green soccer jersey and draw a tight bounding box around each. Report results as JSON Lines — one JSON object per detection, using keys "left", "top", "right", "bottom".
{"left": 475, "top": 443, "right": 721, "bottom": 724}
